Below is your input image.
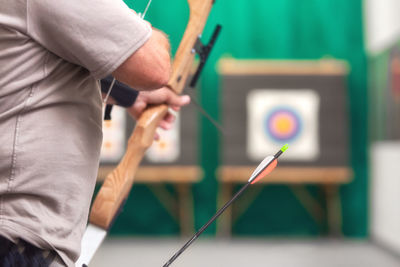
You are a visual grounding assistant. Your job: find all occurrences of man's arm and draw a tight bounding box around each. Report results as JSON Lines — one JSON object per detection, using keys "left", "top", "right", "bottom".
{"left": 112, "top": 28, "right": 172, "bottom": 91}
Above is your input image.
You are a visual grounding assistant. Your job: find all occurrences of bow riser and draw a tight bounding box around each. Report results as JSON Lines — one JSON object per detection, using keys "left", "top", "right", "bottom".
{"left": 168, "top": 0, "right": 213, "bottom": 93}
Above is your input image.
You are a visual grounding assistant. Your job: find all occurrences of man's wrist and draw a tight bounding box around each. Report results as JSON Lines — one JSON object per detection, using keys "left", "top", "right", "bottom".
{"left": 100, "top": 76, "right": 138, "bottom": 107}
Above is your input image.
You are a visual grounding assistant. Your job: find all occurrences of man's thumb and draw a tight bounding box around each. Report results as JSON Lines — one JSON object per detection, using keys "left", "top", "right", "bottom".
{"left": 169, "top": 94, "right": 190, "bottom": 106}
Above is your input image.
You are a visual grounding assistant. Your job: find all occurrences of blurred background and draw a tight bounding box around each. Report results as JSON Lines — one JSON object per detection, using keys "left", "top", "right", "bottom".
{"left": 92, "top": 0, "right": 400, "bottom": 266}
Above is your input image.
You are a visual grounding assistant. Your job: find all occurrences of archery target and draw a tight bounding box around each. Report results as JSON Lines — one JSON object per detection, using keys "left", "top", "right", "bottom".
{"left": 100, "top": 106, "right": 126, "bottom": 162}
{"left": 145, "top": 112, "right": 180, "bottom": 163}
{"left": 247, "top": 89, "right": 320, "bottom": 161}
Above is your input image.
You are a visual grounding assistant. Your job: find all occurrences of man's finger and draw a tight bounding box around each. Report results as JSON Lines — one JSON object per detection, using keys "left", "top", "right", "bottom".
{"left": 171, "top": 106, "right": 181, "bottom": 112}
{"left": 159, "top": 120, "right": 172, "bottom": 130}
{"left": 154, "top": 132, "right": 160, "bottom": 141}
{"left": 163, "top": 112, "right": 175, "bottom": 123}
{"left": 166, "top": 93, "right": 190, "bottom": 107}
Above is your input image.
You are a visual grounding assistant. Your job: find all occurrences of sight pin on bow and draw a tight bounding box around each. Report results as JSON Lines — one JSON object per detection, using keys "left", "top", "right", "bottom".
{"left": 163, "top": 144, "right": 289, "bottom": 267}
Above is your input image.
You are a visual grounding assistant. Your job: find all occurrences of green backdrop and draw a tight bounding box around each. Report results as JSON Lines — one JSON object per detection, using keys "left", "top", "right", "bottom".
{"left": 110, "top": 0, "right": 368, "bottom": 237}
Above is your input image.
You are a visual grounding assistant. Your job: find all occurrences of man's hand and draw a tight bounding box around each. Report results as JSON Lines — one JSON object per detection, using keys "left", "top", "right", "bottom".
{"left": 127, "top": 87, "right": 190, "bottom": 139}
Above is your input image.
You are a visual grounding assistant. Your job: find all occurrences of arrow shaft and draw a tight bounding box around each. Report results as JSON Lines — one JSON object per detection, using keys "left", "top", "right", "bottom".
{"left": 163, "top": 182, "right": 251, "bottom": 267}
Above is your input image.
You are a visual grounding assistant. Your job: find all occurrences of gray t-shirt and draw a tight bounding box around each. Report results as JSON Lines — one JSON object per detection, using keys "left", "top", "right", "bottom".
{"left": 0, "top": 0, "right": 151, "bottom": 266}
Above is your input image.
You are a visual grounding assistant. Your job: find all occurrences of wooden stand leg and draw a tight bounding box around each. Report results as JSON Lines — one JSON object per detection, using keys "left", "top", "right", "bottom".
{"left": 216, "top": 182, "right": 233, "bottom": 237}
{"left": 289, "top": 185, "right": 324, "bottom": 225}
{"left": 324, "top": 184, "right": 343, "bottom": 236}
{"left": 176, "top": 184, "right": 195, "bottom": 237}
{"left": 148, "top": 185, "right": 178, "bottom": 222}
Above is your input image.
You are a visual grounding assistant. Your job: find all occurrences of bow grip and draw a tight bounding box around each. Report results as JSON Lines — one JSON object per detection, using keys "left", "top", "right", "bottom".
{"left": 89, "top": 104, "right": 169, "bottom": 229}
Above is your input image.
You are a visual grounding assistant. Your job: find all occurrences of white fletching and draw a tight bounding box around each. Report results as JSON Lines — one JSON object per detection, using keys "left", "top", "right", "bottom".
{"left": 248, "top": 156, "right": 275, "bottom": 183}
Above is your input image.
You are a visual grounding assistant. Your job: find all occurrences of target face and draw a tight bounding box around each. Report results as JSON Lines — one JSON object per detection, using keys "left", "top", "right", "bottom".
{"left": 247, "top": 89, "right": 320, "bottom": 161}
{"left": 145, "top": 113, "right": 180, "bottom": 163}
{"left": 100, "top": 106, "right": 126, "bottom": 163}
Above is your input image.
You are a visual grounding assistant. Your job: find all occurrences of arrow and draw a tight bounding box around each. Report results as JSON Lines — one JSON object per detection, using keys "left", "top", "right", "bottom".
{"left": 162, "top": 144, "right": 289, "bottom": 267}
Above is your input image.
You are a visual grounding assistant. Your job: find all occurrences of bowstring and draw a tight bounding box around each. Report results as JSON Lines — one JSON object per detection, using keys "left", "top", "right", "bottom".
{"left": 103, "top": 0, "right": 153, "bottom": 104}
{"left": 141, "top": 0, "right": 153, "bottom": 19}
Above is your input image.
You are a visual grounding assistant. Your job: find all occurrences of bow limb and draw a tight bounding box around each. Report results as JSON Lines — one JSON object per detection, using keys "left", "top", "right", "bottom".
{"left": 89, "top": 104, "right": 168, "bottom": 228}
{"left": 89, "top": 0, "right": 215, "bottom": 230}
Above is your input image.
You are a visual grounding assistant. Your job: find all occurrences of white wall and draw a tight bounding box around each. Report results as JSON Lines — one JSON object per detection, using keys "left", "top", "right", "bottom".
{"left": 371, "top": 141, "right": 400, "bottom": 253}
{"left": 365, "top": 0, "right": 400, "bottom": 54}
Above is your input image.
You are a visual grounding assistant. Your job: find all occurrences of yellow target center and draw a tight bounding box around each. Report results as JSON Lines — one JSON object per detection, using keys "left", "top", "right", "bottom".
{"left": 276, "top": 117, "right": 293, "bottom": 134}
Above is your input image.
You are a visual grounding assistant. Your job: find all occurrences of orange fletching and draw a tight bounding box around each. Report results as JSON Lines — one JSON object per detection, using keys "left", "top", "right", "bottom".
{"left": 250, "top": 159, "right": 278, "bottom": 184}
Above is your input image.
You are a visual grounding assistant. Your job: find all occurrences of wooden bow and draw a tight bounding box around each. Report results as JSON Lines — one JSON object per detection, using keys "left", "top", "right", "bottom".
{"left": 89, "top": 0, "right": 216, "bottom": 231}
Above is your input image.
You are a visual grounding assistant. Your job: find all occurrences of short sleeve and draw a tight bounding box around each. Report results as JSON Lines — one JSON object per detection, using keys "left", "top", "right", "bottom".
{"left": 27, "top": 0, "right": 152, "bottom": 79}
